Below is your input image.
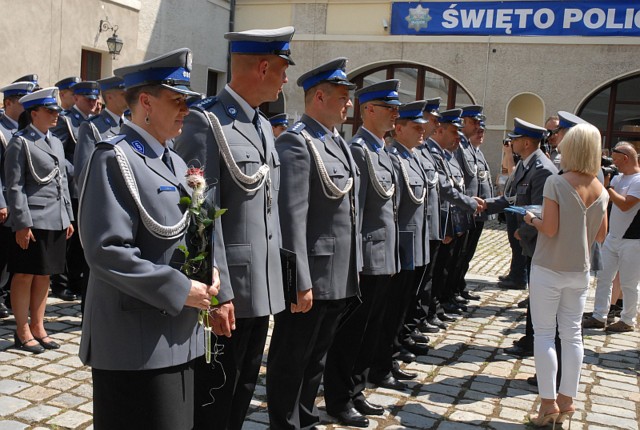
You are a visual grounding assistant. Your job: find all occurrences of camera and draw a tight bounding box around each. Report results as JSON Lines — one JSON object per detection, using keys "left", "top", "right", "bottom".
{"left": 601, "top": 156, "right": 619, "bottom": 178}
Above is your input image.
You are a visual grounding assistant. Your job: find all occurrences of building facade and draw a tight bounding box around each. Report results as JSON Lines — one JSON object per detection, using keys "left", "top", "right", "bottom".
{"left": 235, "top": 0, "right": 640, "bottom": 170}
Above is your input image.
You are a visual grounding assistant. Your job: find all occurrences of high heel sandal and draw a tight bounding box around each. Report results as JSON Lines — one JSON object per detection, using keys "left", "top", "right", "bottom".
{"left": 558, "top": 410, "right": 575, "bottom": 429}
{"left": 532, "top": 412, "right": 559, "bottom": 428}
{"left": 14, "top": 332, "right": 45, "bottom": 354}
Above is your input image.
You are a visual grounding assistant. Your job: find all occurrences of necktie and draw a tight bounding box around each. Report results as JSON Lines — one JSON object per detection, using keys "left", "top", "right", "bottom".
{"left": 162, "top": 148, "right": 174, "bottom": 174}
{"left": 253, "top": 110, "right": 266, "bottom": 148}
{"left": 44, "top": 136, "right": 52, "bottom": 147}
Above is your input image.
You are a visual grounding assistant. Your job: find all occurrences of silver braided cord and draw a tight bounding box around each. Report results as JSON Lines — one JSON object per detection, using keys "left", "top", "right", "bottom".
{"left": 362, "top": 146, "right": 394, "bottom": 199}
{"left": 62, "top": 116, "right": 78, "bottom": 145}
{"left": 301, "top": 130, "right": 353, "bottom": 200}
{"left": 0, "top": 131, "right": 7, "bottom": 149}
{"left": 204, "top": 111, "right": 269, "bottom": 193}
{"left": 398, "top": 157, "right": 426, "bottom": 205}
{"left": 21, "top": 137, "right": 61, "bottom": 185}
{"left": 113, "top": 145, "right": 190, "bottom": 240}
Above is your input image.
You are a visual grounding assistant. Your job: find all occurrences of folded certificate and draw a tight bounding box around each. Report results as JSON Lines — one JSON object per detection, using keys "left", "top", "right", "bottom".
{"left": 280, "top": 248, "right": 298, "bottom": 305}
{"left": 505, "top": 205, "right": 542, "bottom": 217}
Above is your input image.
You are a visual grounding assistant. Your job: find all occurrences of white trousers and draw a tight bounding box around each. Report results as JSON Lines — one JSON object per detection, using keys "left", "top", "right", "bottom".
{"left": 593, "top": 236, "right": 640, "bottom": 326}
{"left": 530, "top": 265, "right": 589, "bottom": 399}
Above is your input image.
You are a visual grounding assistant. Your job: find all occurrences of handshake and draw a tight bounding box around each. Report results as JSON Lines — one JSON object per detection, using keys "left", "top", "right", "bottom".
{"left": 473, "top": 197, "right": 487, "bottom": 214}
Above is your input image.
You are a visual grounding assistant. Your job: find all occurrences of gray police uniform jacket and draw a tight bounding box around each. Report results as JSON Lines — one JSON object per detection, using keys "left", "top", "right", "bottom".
{"left": 276, "top": 115, "right": 361, "bottom": 300}
{"left": 427, "top": 138, "right": 478, "bottom": 237}
{"left": 455, "top": 137, "right": 479, "bottom": 198}
{"left": 389, "top": 140, "right": 429, "bottom": 268}
{"left": 350, "top": 128, "right": 399, "bottom": 276}
{"left": 4, "top": 125, "right": 73, "bottom": 231}
{"left": 173, "top": 88, "right": 284, "bottom": 318}
{"left": 78, "top": 126, "right": 202, "bottom": 370}
{"left": 485, "top": 148, "right": 558, "bottom": 255}
{"left": 51, "top": 106, "right": 89, "bottom": 198}
{"left": 74, "top": 109, "right": 122, "bottom": 189}
{"left": 415, "top": 144, "right": 443, "bottom": 241}
{"left": 475, "top": 146, "right": 495, "bottom": 222}
{"left": 0, "top": 114, "right": 18, "bottom": 209}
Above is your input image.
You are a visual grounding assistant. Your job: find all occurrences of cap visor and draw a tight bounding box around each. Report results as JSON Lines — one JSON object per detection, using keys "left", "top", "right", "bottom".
{"left": 411, "top": 118, "right": 428, "bottom": 124}
{"left": 279, "top": 54, "right": 295, "bottom": 66}
{"left": 83, "top": 95, "right": 99, "bottom": 100}
{"left": 384, "top": 100, "right": 402, "bottom": 106}
{"left": 507, "top": 132, "right": 523, "bottom": 139}
{"left": 161, "top": 84, "right": 200, "bottom": 97}
{"left": 44, "top": 104, "right": 63, "bottom": 112}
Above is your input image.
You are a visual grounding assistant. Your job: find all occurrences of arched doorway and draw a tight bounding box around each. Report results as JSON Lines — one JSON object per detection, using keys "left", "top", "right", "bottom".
{"left": 505, "top": 93, "right": 545, "bottom": 134}
{"left": 341, "top": 62, "right": 474, "bottom": 139}
{"left": 578, "top": 73, "right": 640, "bottom": 152}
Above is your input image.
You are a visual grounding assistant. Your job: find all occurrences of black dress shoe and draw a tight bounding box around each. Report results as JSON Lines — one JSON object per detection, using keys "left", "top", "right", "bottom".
{"left": 0, "top": 302, "right": 9, "bottom": 319}
{"left": 393, "top": 347, "right": 416, "bottom": 363}
{"left": 497, "top": 280, "right": 527, "bottom": 290}
{"left": 409, "top": 328, "right": 430, "bottom": 344}
{"left": 498, "top": 274, "right": 511, "bottom": 282}
{"left": 460, "top": 291, "right": 481, "bottom": 301}
{"left": 392, "top": 367, "right": 417, "bottom": 380}
{"left": 526, "top": 375, "right": 538, "bottom": 386}
{"left": 453, "top": 294, "right": 469, "bottom": 305}
{"left": 34, "top": 336, "right": 60, "bottom": 350}
{"left": 329, "top": 408, "right": 369, "bottom": 427}
{"left": 426, "top": 316, "right": 448, "bottom": 330}
{"left": 353, "top": 398, "right": 384, "bottom": 416}
{"left": 54, "top": 288, "right": 78, "bottom": 301}
{"left": 441, "top": 302, "right": 463, "bottom": 315}
{"left": 404, "top": 342, "right": 430, "bottom": 356}
{"left": 517, "top": 297, "right": 529, "bottom": 308}
{"left": 437, "top": 312, "right": 458, "bottom": 322}
{"left": 14, "top": 332, "right": 45, "bottom": 354}
{"left": 371, "top": 375, "right": 407, "bottom": 391}
{"left": 417, "top": 320, "right": 440, "bottom": 333}
{"left": 504, "top": 344, "right": 533, "bottom": 358}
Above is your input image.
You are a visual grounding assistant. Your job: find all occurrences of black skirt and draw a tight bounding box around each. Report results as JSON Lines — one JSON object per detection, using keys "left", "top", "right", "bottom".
{"left": 8, "top": 228, "right": 67, "bottom": 275}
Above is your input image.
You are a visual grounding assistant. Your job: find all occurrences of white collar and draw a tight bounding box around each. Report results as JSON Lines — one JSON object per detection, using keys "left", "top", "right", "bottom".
{"left": 3, "top": 115, "right": 18, "bottom": 129}
{"left": 225, "top": 84, "right": 258, "bottom": 120}
{"left": 125, "top": 121, "right": 169, "bottom": 158}
{"left": 72, "top": 105, "right": 90, "bottom": 120}
{"left": 104, "top": 108, "right": 122, "bottom": 125}
{"left": 29, "top": 124, "right": 51, "bottom": 141}
{"left": 361, "top": 126, "right": 385, "bottom": 147}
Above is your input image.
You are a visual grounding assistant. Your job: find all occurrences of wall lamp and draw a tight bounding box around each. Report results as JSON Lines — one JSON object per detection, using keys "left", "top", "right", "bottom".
{"left": 99, "top": 18, "right": 124, "bottom": 59}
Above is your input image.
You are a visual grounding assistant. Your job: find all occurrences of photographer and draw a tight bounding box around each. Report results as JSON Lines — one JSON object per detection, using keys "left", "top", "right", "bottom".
{"left": 584, "top": 142, "right": 640, "bottom": 332}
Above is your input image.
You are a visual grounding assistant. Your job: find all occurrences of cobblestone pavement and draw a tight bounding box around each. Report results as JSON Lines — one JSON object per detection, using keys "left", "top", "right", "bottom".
{"left": 1, "top": 221, "right": 639, "bottom": 429}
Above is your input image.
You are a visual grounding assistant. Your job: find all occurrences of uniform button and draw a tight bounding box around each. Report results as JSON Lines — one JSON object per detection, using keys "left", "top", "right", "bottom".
{"left": 333, "top": 168, "right": 337, "bottom": 173}
{"left": 246, "top": 153, "right": 250, "bottom": 158}
{"left": 269, "top": 234, "right": 272, "bottom": 239}
{"left": 160, "top": 310, "right": 168, "bottom": 316}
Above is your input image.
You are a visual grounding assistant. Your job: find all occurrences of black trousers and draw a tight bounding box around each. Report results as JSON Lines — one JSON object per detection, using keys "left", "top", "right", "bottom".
{"left": 411, "top": 240, "right": 442, "bottom": 322}
{"left": 324, "top": 274, "right": 391, "bottom": 413}
{"left": 0, "top": 226, "right": 11, "bottom": 297}
{"left": 267, "top": 299, "right": 347, "bottom": 430}
{"left": 431, "top": 237, "right": 456, "bottom": 305}
{"left": 443, "top": 232, "right": 468, "bottom": 301}
{"left": 449, "top": 221, "right": 484, "bottom": 294}
{"left": 92, "top": 360, "right": 195, "bottom": 430}
{"left": 194, "top": 315, "right": 269, "bottom": 430}
{"left": 505, "top": 212, "right": 528, "bottom": 284}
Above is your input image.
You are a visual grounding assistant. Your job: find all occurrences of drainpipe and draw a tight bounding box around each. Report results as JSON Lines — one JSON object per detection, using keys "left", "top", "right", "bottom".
{"left": 227, "top": 0, "right": 236, "bottom": 82}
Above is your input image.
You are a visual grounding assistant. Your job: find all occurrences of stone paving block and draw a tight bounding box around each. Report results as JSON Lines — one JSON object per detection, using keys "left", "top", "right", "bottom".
{"left": 246, "top": 411, "right": 269, "bottom": 424}
{"left": 39, "top": 363, "right": 74, "bottom": 376}
{"left": 585, "top": 412, "right": 638, "bottom": 430}
{"left": 49, "top": 392, "right": 86, "bottom": 409}
{"left": 47, "top": 410, "right": 92, "bottom": 429}
{"left": 498, "top": 406, "right": 529, "bottom": 422}
{"left": 498, "top": 396, "right": 534, "bottom": 411}
{"left": 590, "top": 403, "right": 637, "bottom": 419}
{"left": 365, "top": 392, "right": 400, "bottom": 408}
{"left": 0, "top": 380, "right": 31, "bottom": 395}
{"left": 46, "top": 377, "right": 80, "bottom": 392}
{"left": 0, "top": 365, "right": 21, "bottom": 378}
{"left": 590, "top": 384, "right": 634, "bottom": 399}
{"left": 469, "top": 381, "right": 504, "bottom": 395}
{"left": 596, "top": 371, "right": 638, "bottom": 385}
{"left": 462, "top": 389, "right": 499, "bottom": 403}
{"left": 14, "top": 371, "right": 54, "bottom": 384}
{"left": 14, "top": 405, "right": 61, "bottom": 422}
{"left": 78, "top": 401, "right": 93, "bottom": 414}
{"left": 401, "top": 401, "right": 448, "bottom": 418}
{"left": 445, "top": 410, "right": 486, "bottom": 424}
{"left": 11, "top": 356, "right": 47, "bottom": 369}
{"left": 419, "top": 382, "right": 463, "bottom": 398}
{"left": 241, "top": 421, "right": 270, "bottom": 430}
{"left": 14, "top": 385, "right": 60, "bottom": 402}
{"left": 414, "top": 391, "right": 456, "bottom": 407}
{"left": 0, "top": 395, "right": 31, "bottom": 416}
{"left": 455, "top": 399, "right": 495, "bottom": 416}
{"left": 451, "top": 362, "right": 482, "bottom": 372}
{"left": 395, "top": 410, "right": 437, "bottom": 428}
{"left": 66, "top": 369, "right": 92, "bottom": 381}
{"left": 598, "top": 378, "right": 639, "bottom": 393}
{"left": 0, "top": 421, "right": 29, "bottom": 430}
{"left": 37, "top": 350, "right": 65, "bottom": 361}
{"left": 0, "top": 351, "right": 21, "bottom": 361}
{"left": 589, "top": 395, "right": 637, "bottom": 410}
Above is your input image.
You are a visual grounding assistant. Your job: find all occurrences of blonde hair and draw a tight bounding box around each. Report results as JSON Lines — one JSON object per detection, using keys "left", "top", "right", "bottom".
{"left": 558, "top": 123, "right": 601, "bottom": 176}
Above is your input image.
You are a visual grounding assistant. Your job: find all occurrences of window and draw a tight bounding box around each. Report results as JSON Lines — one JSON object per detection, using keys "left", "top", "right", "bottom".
{"left": 578, "top": 74, "right": 640, "bottom": 150}
{"left": 81, "top": 50, "right": 102, "bottom": 81}
{"left": 207, "top": 70, "right": 219, "bottom": 97}
{"left": 343, "top": 63, "right": 474, "bottom": 138}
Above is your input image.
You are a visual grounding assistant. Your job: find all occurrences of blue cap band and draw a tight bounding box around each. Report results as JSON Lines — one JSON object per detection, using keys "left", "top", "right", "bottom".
{"left": 58, "top": 82, "right": 77, "bottom": 90}
{"left": 441, "top": 115, "right": 461, "bottom": 124}
{"left": 302, "top": 69, "right": 348, "bottom": 92}
{"left": 270, "top": 118, "right": 288, "bottom": 126}
{"left": 358, "top": 89, "right": 399, "bottom": 104}
{"left": 3, "top": 89, "right": 31, "bottom": 97}
{"left": 123, "top": 67, "right": 191, "bottom": 89}
{"left": 230, "top": 40, "right": 291, "bottom": 55}
{"left": 513, "top": 125, "right": 544, "bottom": 138}
{"left": 461, "top": 107, "right": 482, "bottom": 118}
{"left": 424, "top": 103, "right": 440, "bottom": 112}
{"left": 558, "top": 118, "right": 576, "bottom": 129}
{"left": 22, "top": 97, "right": 57, "bottom": 109}
{"left": 100, "top": 82, "right": 125, "bottom": 92}
{"left": 74, "top": 88, "right": 100, "bottom": 96}
{"left": 398, "top": 109, "right": 423, "bottom": 120}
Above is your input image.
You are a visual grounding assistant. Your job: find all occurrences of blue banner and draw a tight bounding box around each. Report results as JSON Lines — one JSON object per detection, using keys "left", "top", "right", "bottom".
{"left": 391, "top": 1, "right": 640, "bottom": 36}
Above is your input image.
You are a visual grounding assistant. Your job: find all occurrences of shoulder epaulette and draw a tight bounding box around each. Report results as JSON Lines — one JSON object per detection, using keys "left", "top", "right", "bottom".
{"left": 351, "top": 136, "right": 365, "bottom": 147}
{"left": 98, "top": 134, "right": 126, "bottom": 147}
{"left": 14, "top": 129, "right": 26, "bottom": 137}
{"left": 191, "top": 96, "right": 218, "bottom": 112}
{"left": 287, "top": 121, "right": 306, "bottom": 135}
{"left": 388, "top": 146, "right": 399, "bottom": 155}
{"left": 535, "top": 159, "right": 544, "bottom": 169}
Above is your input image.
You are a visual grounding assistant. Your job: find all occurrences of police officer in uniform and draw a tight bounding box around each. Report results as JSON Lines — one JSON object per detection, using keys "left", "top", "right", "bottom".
{"left": 78, "top": 48, "right": 219, "bottom": 430}
{"left": 449, "top": 105, "right": 487, "bottom": 302}
{"left": 55, "top": 77, "right": 81, "bottom": 111}
{"left": 427, "top": 109, "right": 481, "bottom": 322}
{"left": 50, "top": 80, "right": 100, "bottom": 301}
{"left": 0, "top": 81, "right": 37, "bottom": 318}
{"left": 323, "top": 80, "right": 401, "bottom": 427}
{"left": 174, "top": 27, "right": 295, "bottom": 430}
{"left": 485, "top": 118, "right": 558, "bottom": 357}
{"left": 269, "top": 113, "right": 289, "bottom": 138}
{"left": 268, "top": 57, "right": 361, "bottom": 430}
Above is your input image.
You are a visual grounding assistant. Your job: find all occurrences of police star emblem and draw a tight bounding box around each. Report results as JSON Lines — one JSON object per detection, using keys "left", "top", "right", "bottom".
{"left": 405, "top": 4, "right": 432, "bottom": 31}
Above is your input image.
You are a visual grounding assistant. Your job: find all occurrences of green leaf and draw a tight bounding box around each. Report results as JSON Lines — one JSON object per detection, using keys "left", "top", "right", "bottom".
{"left": 189, "top": 208, "right": 200, "bottom": 215}
{"left": 192, "top": 254, "right": 206, "bottom": 262}
{"left": 213, "top": 208, "right": 228, "bottom": 219}
{"left": 210, "top": 296, "right": 219, "bottom": 306}
{"left": 180, "top": 196, "right": 192, "bottom": 206}
{"left": 201, "top": 219, "right": 213, "bottom": 227}
{"left": 177, "top": 245, "right": 189, "bottom": 258}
